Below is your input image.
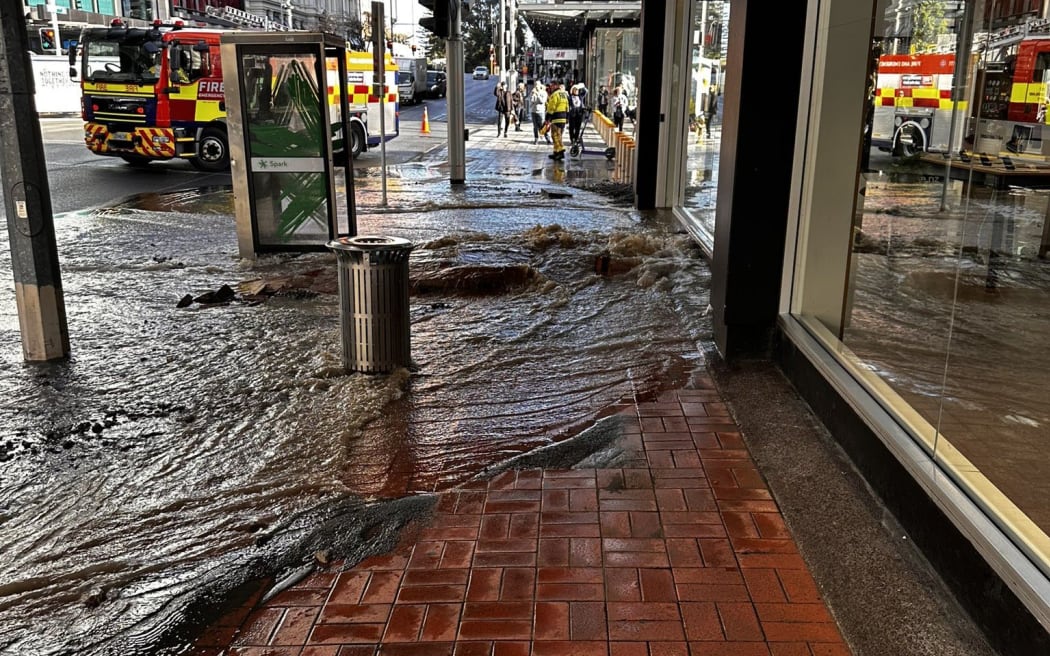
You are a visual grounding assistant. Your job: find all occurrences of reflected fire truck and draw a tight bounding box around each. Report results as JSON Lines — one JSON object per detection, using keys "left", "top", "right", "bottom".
{"left": 873, "top": 18, "right": 1050, "bottom": 161}
{"left": 70, "top": 19, "right": 398, "bottom": 170}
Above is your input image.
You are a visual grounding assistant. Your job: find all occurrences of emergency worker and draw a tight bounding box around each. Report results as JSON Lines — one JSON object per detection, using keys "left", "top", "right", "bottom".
{"left": 545, "top": 82, "right": 570, "bottom": 160}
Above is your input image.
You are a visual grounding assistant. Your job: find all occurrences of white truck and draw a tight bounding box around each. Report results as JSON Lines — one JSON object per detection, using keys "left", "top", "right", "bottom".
{"left": 395, "top": 56, "right": 427, "bottom": 105}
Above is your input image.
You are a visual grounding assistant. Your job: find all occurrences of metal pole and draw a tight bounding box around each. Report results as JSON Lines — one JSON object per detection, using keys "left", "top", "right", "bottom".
{"left": 497, "top": 0, "right": 505, "bottom": 80}
{"left": 941, "top": 0, "right": 977, "bottom": 211}
{"left": 0, "top": 0, "right": 70, "bottom": 360}
{"left": 508, "top": 0, "right": 516, "bottom": 87}
{"left": 46, "top": 3, "right": 61, "bottom": 56}
{"left": 448, "top": 1, "right": 466, "bottom": 184}
{"left": 372, "top": 1, "right": 388, "bottom": 205}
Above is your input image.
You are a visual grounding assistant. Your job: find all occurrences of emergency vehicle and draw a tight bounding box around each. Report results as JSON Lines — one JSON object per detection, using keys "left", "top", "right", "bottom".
{"left": 872, "top": 53, "right": 961, "bottom": 157}
{"left": 873, "top": 17, "right": 1050, "bottom": 160}
{"left": 70, "top": 18, "right": 398, "bottom": 170}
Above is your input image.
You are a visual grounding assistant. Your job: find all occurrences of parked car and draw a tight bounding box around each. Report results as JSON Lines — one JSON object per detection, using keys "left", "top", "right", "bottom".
{"left": 472, "top": 66, "right": 489, "bottom": 80}
{"left": 426, "top": 70, "right": 447, "bottom": 98}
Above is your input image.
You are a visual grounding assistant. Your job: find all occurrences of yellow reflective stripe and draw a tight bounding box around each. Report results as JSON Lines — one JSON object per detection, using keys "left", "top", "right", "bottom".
{"left": 175, "top": 82, "right": 200, "bottom": 101}
{"left": 1027, "top": 82, "right": 1047, "bottom": 103}
{"left": 83, "top": 83, "right": 154, "bottom": 97}
{"left": 194, "top": 100, "right": 223, "bottom": 122}
{"left": 911, "top": 88, "right": 939, "bottom": 99}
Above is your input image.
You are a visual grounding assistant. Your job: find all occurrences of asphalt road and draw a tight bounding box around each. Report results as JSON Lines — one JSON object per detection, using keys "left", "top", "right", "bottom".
{"left": 30, "top": 74, "right": 513, "bottom": 212}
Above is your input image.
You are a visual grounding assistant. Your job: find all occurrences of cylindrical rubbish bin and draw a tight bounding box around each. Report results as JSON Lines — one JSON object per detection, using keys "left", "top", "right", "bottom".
{"left": 327, "top": 236, "right": 414, "bottom": 373}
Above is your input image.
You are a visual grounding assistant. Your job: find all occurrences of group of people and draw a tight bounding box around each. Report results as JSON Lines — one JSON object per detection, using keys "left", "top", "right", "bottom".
{"left": 494, "top": 79, "right": 632, "bottom": 161}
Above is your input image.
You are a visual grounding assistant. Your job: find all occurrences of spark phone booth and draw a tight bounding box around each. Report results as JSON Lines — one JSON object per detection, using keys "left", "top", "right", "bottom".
{"left": 220, "top": 32, "right": 356, "bottom": 257}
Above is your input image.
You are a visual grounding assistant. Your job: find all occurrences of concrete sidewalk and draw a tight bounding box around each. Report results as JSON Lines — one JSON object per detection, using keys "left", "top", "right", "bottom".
{"left": 189, "top": 128, "right": 996, "bottom": 656}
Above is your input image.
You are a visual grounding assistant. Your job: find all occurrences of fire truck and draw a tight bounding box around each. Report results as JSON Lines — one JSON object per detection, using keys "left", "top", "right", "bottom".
{"left": 871, "top": 52, "right": 960, "bottom": 156}
{"left": 873, "top": 17, "right": 1050, "bottom": 160}
{"left": 70, "top": 17, "right": 398, "bottom": 170}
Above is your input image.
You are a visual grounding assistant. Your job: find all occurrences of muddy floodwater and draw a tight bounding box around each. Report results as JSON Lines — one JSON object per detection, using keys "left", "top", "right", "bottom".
{"left": 0, "top": 173, "right": 711, "bottom": 654}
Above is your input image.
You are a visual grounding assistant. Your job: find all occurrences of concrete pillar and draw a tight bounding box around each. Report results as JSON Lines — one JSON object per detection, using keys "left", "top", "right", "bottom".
{"left": 0, "top": 0, "right": 70, "bottom": 361}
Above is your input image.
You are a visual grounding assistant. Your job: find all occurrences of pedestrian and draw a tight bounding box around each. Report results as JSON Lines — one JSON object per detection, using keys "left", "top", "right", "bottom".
{"left": 703, "top": 85, "right": 718, "bottom": 138}
{"left": 545, "top": 81, "right": 570, "bottom": 161}
{"left": 597, "top": 85, "right": 609, "bottom": 116}
{"left": 567, "top": 82, "right": 588, "bottom": 148}
{"left": 511, "top": 82, "right": 526, "bottom": 132}
{"left": 611, "top": 86, "right": 627, "bottom": 132}
{"left": 529, "top": 80, "right": 549, "bottom": 145}
{"left": 493, "top": 81, "right": 510, "bottom": 137}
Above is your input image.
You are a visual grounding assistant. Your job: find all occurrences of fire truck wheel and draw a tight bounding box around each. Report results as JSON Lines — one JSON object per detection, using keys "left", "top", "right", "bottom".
{"left": 350, "top": 123, "right": 366, "bottom": 159}
{"left": 192, "top": 127, "right": 230, "bottom": 172}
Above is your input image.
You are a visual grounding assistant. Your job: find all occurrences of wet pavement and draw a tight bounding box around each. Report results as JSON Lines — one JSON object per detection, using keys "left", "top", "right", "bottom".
{"left": 191, "top": 384, "right": 854, "bottom": 656}
{"left": 0, "top": 121, "right": 999, "bottom": 655}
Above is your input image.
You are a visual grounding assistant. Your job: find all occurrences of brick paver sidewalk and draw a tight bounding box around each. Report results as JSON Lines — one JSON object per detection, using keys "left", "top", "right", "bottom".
{"left": 194, "top": 378, "right": 849, "bottom": 656}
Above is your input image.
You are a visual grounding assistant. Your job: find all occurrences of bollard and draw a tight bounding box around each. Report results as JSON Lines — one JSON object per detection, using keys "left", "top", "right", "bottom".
{"left": 326, "top": 236, "right": 414, "bottom": 373}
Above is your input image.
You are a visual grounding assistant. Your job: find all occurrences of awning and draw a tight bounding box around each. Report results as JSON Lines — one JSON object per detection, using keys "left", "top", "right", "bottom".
{"left": 518, "top": 1, "right": 641, "bottom": 50}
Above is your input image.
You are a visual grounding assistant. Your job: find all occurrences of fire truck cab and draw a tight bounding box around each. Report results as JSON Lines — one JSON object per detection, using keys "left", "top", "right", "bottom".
{"left": 73, "top": 20, "right": 231, "bottom": 170}
{"left": 71, "top": 20, "right": 396, "bottom": 170}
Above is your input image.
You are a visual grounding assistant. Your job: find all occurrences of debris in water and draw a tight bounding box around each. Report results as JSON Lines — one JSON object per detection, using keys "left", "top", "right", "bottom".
{"left": 193, "top": 284, "right": 236, "bottom": 306}
{"left": 540, "top": 187, "right": 573, "bottom": 199}
{"left": 411, "top": 264, "right": 542, "bottom": 294}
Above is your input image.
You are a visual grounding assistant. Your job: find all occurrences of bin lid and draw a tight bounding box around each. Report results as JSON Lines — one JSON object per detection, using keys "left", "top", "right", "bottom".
{"left": 327, "top": 236, "right": 414, "bottom": 252}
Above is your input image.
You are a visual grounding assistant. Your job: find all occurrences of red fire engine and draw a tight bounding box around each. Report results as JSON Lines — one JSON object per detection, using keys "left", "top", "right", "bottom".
{"left": 72, "top": 19, "right": 232, "bottom": 170}
{"left": 70, "top": 18, "right": 398, "bottom": 170}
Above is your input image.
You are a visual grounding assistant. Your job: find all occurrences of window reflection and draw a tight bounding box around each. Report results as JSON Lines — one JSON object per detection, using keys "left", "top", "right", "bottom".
{"left": 844, "top": 0, "right": 1050, "bottom": 547}
{"left": 680, "top": 1, "right": 729, "bottom": 242}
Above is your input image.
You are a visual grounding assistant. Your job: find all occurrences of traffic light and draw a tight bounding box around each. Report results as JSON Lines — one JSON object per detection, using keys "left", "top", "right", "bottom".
{"left": 418, "top": 0, "right": 449, "bottom": 39}
{"left": 39, "top": 28, "right": 56, "bottom": 52}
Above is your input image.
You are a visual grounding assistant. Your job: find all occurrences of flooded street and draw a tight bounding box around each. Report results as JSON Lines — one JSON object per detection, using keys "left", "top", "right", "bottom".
{"left": 0, "top": 169, "right": 710, "bottom": 654}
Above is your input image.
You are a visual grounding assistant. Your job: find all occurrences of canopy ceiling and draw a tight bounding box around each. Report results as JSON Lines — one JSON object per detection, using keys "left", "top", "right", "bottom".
{"left": 518, "top": 1, "right": 642, "bottom": 49}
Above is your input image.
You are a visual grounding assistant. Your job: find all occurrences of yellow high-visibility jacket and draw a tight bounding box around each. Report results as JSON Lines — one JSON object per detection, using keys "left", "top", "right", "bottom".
{"left": 546, "top": 89, "right": 569, "bottom": 124}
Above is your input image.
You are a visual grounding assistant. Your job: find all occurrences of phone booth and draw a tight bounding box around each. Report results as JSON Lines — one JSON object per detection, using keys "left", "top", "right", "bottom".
{"left": 220, "top": 32, "right": 356, "bottom": 258}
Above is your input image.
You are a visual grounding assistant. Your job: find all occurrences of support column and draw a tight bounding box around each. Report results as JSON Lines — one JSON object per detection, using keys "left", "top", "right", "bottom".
{"left": 635, "top": 0, "right": 667, "bottom": 210}
{"left": 0, "top": 0, "right": 70, "bottom": 361}
{"left": 710, "top": 0, "right": 807, "bottom": 358}
{"left": 448, "top": 1, "right": 465, "bottom": 185}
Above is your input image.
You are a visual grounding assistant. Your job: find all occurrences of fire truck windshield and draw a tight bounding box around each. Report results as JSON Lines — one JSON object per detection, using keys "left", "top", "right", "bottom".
{"left": 82, "top": 32, "right": 164, "bottom": 84}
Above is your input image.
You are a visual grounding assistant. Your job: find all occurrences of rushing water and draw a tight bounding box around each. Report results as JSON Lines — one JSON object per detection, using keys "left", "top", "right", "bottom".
{"left": 0, "top": 174, "right": 711, "bottom": 654}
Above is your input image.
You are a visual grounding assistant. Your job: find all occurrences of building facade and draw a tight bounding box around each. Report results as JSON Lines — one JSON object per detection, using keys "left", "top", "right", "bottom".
{"left": 629, "top": 0, "right": 1050, "bottom": 650}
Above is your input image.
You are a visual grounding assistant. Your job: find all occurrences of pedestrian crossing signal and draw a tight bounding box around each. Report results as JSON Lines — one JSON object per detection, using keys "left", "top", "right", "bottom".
{"left": 39, "top": 28, "right": 56, "bottom": 52}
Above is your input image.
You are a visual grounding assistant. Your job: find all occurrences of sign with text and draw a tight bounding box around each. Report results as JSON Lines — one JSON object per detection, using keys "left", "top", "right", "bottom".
{"left": 543, "top": 49, "right": 580, "bottom": 61}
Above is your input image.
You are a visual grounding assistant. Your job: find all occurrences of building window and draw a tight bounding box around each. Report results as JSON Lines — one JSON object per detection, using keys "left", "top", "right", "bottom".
{"left": 792, "top": 0, "right": 1050, "bottom": 601}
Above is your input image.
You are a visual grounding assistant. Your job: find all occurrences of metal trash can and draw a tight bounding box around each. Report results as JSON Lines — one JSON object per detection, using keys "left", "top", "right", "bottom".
{"left": 326, "top": 236, "right": 414, "bottom": 373}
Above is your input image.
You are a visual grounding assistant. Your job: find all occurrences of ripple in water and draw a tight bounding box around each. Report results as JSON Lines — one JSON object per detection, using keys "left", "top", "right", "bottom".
{"left": 0, "top": 184, "right": 711, "bottom": 654}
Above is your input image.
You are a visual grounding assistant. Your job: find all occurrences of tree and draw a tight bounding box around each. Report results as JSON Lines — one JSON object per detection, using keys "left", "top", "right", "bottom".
{"left": 911, "top": 0, "right": 947, "bottom": 54}
{"left": 316, "top": 11, "right": 365, "bottom": 50}
{"left": 461, "top": 0, "right": 497, "bottom": 67}
{"left": 459, "top": 0, "right": 527, "bottom": 70}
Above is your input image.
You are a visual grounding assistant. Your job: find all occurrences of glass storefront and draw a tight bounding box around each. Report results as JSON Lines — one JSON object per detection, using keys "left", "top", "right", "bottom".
{"left": 675, "top": 1, "right": 730, "bottom": 252}
{"left": 792, "top": 0, "right": 1050, "bottom": 586}
{"left": 588, "top": 27, "right": 641, "bottom": 129}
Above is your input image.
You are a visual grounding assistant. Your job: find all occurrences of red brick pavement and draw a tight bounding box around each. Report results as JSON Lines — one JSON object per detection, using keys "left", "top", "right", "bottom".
{"left": 193, "top": 379, "right": 850, "bottom": 656}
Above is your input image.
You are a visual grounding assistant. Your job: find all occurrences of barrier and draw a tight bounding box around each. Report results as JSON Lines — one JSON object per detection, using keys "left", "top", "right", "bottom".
{"left": 593, "top": 109, "right": 635, "bottom": 185}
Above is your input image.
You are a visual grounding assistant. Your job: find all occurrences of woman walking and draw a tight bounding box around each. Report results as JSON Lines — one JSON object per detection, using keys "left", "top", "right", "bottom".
{"left": 529, "top": 81, "right": 549, "bottom": 145}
